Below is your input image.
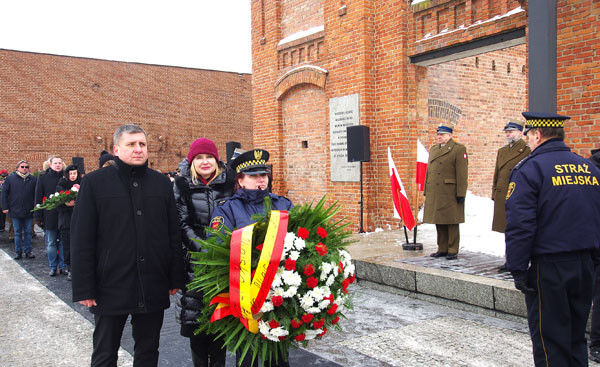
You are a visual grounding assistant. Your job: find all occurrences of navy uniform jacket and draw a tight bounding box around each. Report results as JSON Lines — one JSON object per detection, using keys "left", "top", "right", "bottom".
{"left": 505, "top": 139, "right": 600, "bottom": 272}
{"left": 210, "top": 188, "right": 293, "bottom": 232}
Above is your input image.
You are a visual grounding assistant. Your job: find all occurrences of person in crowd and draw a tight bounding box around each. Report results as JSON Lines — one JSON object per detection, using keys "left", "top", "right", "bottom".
{"left": 173, "top": 138, "right": 234, "bottom": 367}
{"left": 491, "top": 119, "right": 530, "bottom": 272}
{"left": 587, "top": 146, "right": 600, "bottom": 363}
{"left": 505, "top": 112, "right": 600, "bottom": 366}
{"left": 1, "top": 160, "right": 37, "bottom": 259}
{"left": 210, "top": 149, "right": 292, "bottom": 367}
{"left": 71, "top": 124, "right": 184, "bottom": 367}
{"left": 0, "top": 170, "right": 8, "bottom": 232}
{"left": 56, "top": 164, "right": 81, "bottom": 281}
{"left": 423, "top": 123, "right": 468, "bottom": 260}
{"left": 35, "top": 155, "right": 65, "bottom": 276}
{"left": 98, "top": 150, "right": 115, "bottom": 169}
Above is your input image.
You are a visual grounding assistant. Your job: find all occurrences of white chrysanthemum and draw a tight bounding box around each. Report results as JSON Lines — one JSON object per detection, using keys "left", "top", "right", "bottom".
{"left": 258, "top": 320, "right": 270, "bottom": 334}
{"left": 260, "top": 301, "right": 274, "bottom": 313}
{"left": 338, "top": 249, "right": 351, "bottom": 262}
{"left": 270, "top": 327, "right": 289, "bottom": 337}
{"left": 284, "top": 232, "right": 296, "bottom": 254}
{"left": 318, "top": 300, "right": 330, "bottom": 309}
{"left": 265, "top": 334, "right": 279, "bottom": 342}
{"left": 344, "top": 263, "right": 356, "bottom": 278}
{"left": 300, "top": 293, "right": 314, "bottom": 309}
{"left": 272, "top": 270, "right": 283, "bottom": 288}
{"left": 272, "top": 287, "right": 285, "bottom": 297}
{"left": 320, "top": 262, "right": 333, "bottom": 280}
{"left": 332, "top": 262, "right": 340, "bottom": 276}
{"left": 282, "top": 286, "right": 297, "bottom": 298}
{"left": 293, "top": 237, "right": 306, "bottom": 251}
{"left": 307, "top": 307, "right": 321, "bottom": 314}
{"left": 311, "top": 286, "right": 326, "bottom": 300}
{"left": 288, "top": 250, "right": 300, "bottom": 261}
{"left": 305, "top": 329, "right": 321, "bottom": 340}
{"left": 281, "top": 270, "right": 302, "bottom": 287}
{"left": 326, "top": 274, "right": 335, "bottom": 287}
{"left": 71, "top": 186, "right": 79, "bottom": 192}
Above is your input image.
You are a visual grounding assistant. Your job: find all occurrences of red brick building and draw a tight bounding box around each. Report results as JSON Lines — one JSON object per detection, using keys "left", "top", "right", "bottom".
{"left": 0, "top": 49, "right": 253, "bottom": 174}
{"left": 251, "top": 0, "right": 599, "bottom": 231}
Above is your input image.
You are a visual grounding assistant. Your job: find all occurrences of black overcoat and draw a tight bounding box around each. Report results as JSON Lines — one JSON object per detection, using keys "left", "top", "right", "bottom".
{"left": 34, "top": 168, "right": 63, "bottom": 229}
{"left": 71, "top": 157, "right": 185, "bottom": 315}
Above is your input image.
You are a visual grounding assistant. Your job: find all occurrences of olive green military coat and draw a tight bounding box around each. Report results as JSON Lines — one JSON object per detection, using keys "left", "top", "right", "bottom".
{"left": 491, "top": 139, "right": 530, "bottom": 232}
{"left": 423, "top": 139, "right": 469, "bottom": 224}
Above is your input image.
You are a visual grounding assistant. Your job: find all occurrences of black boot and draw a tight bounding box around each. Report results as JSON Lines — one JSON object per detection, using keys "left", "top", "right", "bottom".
{"left": 13, "top": 252, "right": 22, "bottom": 260}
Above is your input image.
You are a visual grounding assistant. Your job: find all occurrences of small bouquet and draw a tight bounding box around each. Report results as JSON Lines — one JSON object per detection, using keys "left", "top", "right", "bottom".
{"left": 189, "top": 196, "right": 356, "bottom": 366}
{"left": 32, "top": 184, "right": 79, "bottom": 212}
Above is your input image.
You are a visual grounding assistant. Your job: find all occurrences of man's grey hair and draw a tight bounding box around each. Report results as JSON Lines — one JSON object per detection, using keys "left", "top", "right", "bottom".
{"left": 16, "top": 160, "right": 29, "bottom": 169}
{"left": 113, "top": 124, "right": 147, "bottom": 146}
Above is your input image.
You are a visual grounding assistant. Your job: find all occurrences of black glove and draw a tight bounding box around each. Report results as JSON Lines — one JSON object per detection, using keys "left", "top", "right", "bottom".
{"left": 511, "top": 271, "right": 536, "bottom": 295}
{"left": 456, "top": 196, "right": 465, "bottom": 204}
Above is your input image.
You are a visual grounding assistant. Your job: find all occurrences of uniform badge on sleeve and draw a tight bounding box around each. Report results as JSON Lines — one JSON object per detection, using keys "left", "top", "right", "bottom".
{"left": 463, "top": 153, "right": 467, "bottom": 159}
{"left": 211, "top": 216, "right": 224, "bottom": 230}
{"left": 506, "top": 182, "right": 516, "bottom": 200}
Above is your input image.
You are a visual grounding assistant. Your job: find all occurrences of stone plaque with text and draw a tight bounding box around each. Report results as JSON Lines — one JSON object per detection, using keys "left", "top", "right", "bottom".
{"left": 329, "top": 94, "right": 360, "bottom": 182}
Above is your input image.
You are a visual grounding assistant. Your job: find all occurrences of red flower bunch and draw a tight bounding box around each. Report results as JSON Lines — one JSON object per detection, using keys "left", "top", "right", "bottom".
{"left": 315, "top": 243, "right": 327, "bottom": 256}
{"left": 272, "top": 296, "right": 284, "bottom": 307}
{"left": 301, "top": 314, "right": 314, "bottom": 323}
{"left": 303, "top": 264, "right": 315, "bottom": 276}
{"left": 291, "top": 319, "right": 303, "bottom": 328}
{"left": 297, "top": 227, "right": 309, "bottom": 239}
{"left": 285, "top": 258, "right": 296, "bottom": 271}
{"left": 306, "top": 277, "right": 318, "bottom": 288}
{"left": 316, "top": 227, "right": 327, "bottom": 238}
{"left": 327, "top": 304, "right": 338, "bottom": 315}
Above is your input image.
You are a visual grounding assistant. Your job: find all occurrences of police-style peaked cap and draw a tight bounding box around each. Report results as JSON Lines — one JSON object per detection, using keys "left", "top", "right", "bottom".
{"left": 522, "top": 112, "right": 570, "bottom": 129}
{"left": 231, "top": 149, "right": 270, "bottom": 175}
{"left": 503, "top": 119, "right": 525, "bottom": 131}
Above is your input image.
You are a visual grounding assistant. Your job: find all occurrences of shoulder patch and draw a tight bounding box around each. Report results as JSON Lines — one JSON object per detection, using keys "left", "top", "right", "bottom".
{"left": 210, "top": 216, "right": 224, "bottom": 230}
{"left": 506, "top": 182, "right": 516, "bottom": 200}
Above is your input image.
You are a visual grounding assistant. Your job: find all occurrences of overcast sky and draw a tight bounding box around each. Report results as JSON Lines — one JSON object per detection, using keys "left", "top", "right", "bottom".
{"left": 0, "top": 0, "right": 252, "bottom": 73}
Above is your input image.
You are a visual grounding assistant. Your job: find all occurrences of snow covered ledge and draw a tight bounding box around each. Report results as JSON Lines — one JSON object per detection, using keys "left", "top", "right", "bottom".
{"left": 274, "top": 65, "right": 328, "bottom": 100}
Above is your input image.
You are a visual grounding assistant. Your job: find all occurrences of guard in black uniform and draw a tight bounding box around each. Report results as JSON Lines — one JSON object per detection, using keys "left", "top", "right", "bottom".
{"left": 505, "top": 112, "right": 600, "bottom": 366}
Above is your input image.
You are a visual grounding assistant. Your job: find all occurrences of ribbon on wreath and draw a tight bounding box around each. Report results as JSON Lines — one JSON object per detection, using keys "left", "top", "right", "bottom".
{"left": 210, "top": 210, "right": 289, "bottom": 333}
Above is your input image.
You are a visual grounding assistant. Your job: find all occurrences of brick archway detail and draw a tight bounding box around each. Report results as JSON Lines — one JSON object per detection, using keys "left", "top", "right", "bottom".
{"left": 274, "top": 65, "right": 328, "bottom": 100}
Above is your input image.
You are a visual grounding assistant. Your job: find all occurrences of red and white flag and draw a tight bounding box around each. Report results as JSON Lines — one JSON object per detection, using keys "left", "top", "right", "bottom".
{"left": 388, "top": 147, "right": 415, "bottom": 230}
{"left": 416, "top": 140, "right": 428, "bottom": 191}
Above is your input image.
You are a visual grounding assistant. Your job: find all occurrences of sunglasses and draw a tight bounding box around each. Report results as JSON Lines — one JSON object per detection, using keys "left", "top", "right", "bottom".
{"left": 20, "top": 165, "right": 29, "bottom": 168}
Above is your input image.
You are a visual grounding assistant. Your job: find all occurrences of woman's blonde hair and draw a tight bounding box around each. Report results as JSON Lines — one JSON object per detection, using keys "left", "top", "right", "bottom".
{"left": 190, "top": 158, "right": 222, "bottom": 185}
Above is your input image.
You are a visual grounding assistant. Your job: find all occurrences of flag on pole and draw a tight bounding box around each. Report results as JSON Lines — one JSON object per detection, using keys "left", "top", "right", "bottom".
{"left": 388, "top": 147, "right": 415, "bottom": 230}
{"left": 416, "top": 140, "right": 429, "bottom": 191}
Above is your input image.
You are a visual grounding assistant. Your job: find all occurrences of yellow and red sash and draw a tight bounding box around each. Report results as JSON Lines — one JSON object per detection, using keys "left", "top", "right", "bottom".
{"left": 210, "top": 210, "right": 288, "bottom": 333}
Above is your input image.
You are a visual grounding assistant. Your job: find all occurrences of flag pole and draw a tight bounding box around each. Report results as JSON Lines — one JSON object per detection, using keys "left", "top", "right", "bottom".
{"left": 402, "top": 147, "right": 423, "bottom": 251}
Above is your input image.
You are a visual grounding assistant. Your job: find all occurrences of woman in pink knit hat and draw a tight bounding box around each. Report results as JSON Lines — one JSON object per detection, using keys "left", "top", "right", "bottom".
{"left": 173, "top": 138, "right": 235, "bottom": 367}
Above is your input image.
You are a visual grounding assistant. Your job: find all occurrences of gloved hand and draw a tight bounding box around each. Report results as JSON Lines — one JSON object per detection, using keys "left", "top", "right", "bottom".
{"left": 511, "top": 271, "right": 536, "bottom": 295}
{"left": 456, "top": 196, "right": 465, "bottom": 204}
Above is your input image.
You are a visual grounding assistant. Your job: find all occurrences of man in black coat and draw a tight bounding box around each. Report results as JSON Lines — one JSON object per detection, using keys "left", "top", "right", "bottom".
{"left": 71, "top": 124, "right": 185, "bottom": 367}
{"left": 1, "top": 161, "right": 37, "bottom": 259}
{"left": 34, "top": 155, "right": 65, "bottom": 276}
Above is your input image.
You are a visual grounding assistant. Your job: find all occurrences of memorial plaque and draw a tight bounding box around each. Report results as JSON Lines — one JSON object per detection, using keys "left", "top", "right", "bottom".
{"left": 329, "top": 94, "right": 360, "bottom": 182}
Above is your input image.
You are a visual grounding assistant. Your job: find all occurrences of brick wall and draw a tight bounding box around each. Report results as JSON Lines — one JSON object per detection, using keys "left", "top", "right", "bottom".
{"left": 557, "top": 0, "right": 600, "bottom": 156}
{"left": 281, "top": 0, "right": 323, "bottom": 39}
{"left": 0, "top": 49, "right": 253, "bottom": 174}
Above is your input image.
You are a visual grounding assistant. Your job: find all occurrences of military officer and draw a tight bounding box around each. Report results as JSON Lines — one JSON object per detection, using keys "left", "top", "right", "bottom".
{"left": 423, "top": 122, "right": 468, "bottom": 260}
{"left": 492, "top": 119, "right": 530, "bottom": 271}
{"left": 505, "top": 112, "right": 600, "bottom": 367}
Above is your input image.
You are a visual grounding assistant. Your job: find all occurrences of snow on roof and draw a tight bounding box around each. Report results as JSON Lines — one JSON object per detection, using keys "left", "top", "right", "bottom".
{"left": 278, "top": 25, "right": 325, "bottom": 47}
{"left": 411, "top": 0, "right": 428, "bottom": 4}
{"left": 416, "top": 6, "right": 525, "bottom": 43}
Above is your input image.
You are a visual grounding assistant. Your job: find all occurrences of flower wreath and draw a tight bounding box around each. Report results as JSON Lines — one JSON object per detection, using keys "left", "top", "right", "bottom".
{"left": 188, "top": 196, "right": 356, "bottom": 366}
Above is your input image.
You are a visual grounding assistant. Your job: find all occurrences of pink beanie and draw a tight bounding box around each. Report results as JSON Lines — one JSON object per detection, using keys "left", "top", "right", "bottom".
{"left": 187, "top": 138, "right": 219, "bottom": 164}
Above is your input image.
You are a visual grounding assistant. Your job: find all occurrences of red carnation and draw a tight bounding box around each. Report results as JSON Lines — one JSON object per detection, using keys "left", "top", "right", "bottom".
{"left": 327, "top": 304, "right": 338, "bottom": 315}
{"left": 306, "top": 276, "right": 318, "bottom": 288}
{"left": 284, "top": 258, "right": 296, "bottom": 271}
{"left": 59, "top": 190, "right": 64, "bottom": 194}
{"left": 349, "top": 274, "right": 356, "bottom": 284}
{"left": 339, "top": 261, "right": 344, "bottom": 273}
{"left": 261, "top": 335, "right": 268, "bottom": 340}
{"left": 295, "top": 334, "right": 306, "bottom": 342}
{"left": 316, "top": 227, "right": 327, "bottom": 238}
{"left": 278, "top": 336, "right": 286, "bottom": 340}
{"left": 291, "top": 319, "right": 303, "bottom": 328}
{"left": 325, "top": 294, "right": 334, "bottom": 303}
{"left": 272, "top": 296, "right": 283, "bottom": 307}
{"left": 301, "top": 314, "right": 314, "bottom": 323}
{"left": 312, "top": 318, "right": 325, "bottom": 330}
{"left": 42, "top": 196, "right": 47, "bottom": 203}
{"left": 331, "top": 316, "right": 340, "bottom": 325}
{"left": 342, "top": 278, "right": 350, "bottom": 294}
{"left": 319, "top": 327, "right": 327, "bottom": 337}
{"left": 65, "top": 191, "right": 71, "bottom": 195}
{"left": 297, "top": 227, "right": 309, "bottom": 239}
{"left": 256, "top": 243, "right": 264, "bottom": 251}
{"left": 315, "top": 243, "right": 327, "bottom": 256}
{"left": 268, "top": 320, "right": 280, "bottom": 328}
{"left": 303, "top": 264, "right": 315, "bottom": 276}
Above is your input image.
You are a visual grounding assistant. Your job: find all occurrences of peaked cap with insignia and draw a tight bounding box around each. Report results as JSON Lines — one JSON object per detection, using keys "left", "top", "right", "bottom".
{"left": 522, "top": 112, "right": 570, "bottom": 135}
{"left": 231, "top": 149, "right": 270, "bottom": 175}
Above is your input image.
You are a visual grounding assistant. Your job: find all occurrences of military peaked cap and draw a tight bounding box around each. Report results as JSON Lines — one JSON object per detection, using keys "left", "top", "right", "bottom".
{"left": 231, "top": 149, "right": 270, "bottom": 175}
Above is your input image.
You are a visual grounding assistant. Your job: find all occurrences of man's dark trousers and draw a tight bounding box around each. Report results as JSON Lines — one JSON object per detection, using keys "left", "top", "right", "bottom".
{"left": 590, "top": 267, "right": 600, "bottom": 348}
{"left": 525, "top": 251, "right": 594, "bottom": 366}
{"left": 92, "top": 310, "right": 164, "bottom": 367}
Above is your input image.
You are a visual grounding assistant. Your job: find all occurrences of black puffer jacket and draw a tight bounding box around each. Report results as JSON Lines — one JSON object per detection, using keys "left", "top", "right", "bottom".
{"left": 56, "top": 175, "right": 81, "bottom": 230}
{"left": 34, "top": 168, "right": 63, "bottom": 229}
{"left": 173, "top": 159, "right": 234, "bottom": 336}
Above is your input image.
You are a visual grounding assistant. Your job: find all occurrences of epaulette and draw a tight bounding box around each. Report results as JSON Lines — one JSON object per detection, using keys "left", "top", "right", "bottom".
{"left": 512, "top": 155, "right": 533, "bottom": 171}
{"left": 215, "top": 198, "right": 230, "bottom": 206}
